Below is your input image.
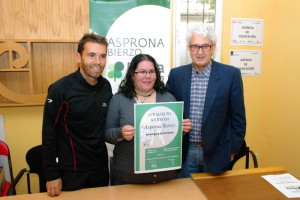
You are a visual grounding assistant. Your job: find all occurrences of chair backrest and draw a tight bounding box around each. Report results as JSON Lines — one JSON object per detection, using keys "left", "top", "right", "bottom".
{"left": 0, "top": 141, "right": 9, "bottom": 156}
{"left": 0, "top": 140, "right": 26, "bottom": 196}
{"left": 0, "top": 141, "right": 14, "bottom": 182}
{"left": 26, "top": 145, "right": 46, "bottom": 193}
{"left": 229, "top": 140, "right": 258, "bottom": 169}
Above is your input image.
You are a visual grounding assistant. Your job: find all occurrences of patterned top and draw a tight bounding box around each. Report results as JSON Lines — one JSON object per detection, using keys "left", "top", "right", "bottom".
{"left": 189, "top": 62, "right": 211, "bottom": 142}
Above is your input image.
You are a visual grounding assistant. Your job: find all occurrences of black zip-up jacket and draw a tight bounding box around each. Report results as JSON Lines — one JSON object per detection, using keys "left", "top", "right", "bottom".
{"left": 42, "top": 70, "right": 112, "bottom": 181}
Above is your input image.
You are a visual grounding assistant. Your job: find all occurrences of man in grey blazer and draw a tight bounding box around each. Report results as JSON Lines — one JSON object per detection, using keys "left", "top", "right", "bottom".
{"left": 166, "top": 25, "right": 246, "bottom": 177}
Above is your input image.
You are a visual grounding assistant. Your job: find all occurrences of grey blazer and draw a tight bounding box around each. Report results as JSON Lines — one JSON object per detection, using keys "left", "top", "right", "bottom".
{"left": 105, "top": 92, "right": 177, "bottom": 184}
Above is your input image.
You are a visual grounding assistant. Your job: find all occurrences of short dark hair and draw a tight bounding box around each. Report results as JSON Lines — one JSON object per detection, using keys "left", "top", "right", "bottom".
{"left": 77, "top": 33, "right": 108, "bottom": 54}
{"left": 118, "top": 54, "right": 167, "bottom": 99}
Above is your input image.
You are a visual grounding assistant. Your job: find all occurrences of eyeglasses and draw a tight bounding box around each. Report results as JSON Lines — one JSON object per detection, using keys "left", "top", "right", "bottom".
{"left": 189, "top": 44, "right": 212, "bottom": 52}
{"left": 134, "top": 70, "right": 156, "bottom": 76}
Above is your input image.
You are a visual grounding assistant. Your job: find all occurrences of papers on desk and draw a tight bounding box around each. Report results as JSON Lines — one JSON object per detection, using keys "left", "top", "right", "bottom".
{"left": 262, "top": 173, "right": 300, "bottom": 198}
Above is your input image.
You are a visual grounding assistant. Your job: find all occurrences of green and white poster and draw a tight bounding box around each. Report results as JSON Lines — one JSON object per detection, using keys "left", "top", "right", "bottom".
{"left": 134, "top": 102, "right": 183, "bottom": 173}
{"left": 90, "top": 0, "right": 172, "bottom": 93}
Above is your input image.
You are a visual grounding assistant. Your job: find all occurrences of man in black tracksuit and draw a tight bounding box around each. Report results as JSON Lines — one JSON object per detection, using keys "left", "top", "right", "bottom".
{"left": 42, "top": 33, "right": 112, "bottom": 197}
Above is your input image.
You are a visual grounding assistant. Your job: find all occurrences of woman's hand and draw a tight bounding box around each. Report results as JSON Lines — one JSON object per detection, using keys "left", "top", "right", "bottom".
{"left": 182, "top": 119, "right": 192, "bottom": 135}
{"left": 122, "top": 125, "right": 135, "bottom": 141}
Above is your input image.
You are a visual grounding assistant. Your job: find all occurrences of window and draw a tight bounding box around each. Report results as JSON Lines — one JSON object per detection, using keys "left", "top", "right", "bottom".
{"left": 174, "top": 0, "right": 222, "bottom": 67}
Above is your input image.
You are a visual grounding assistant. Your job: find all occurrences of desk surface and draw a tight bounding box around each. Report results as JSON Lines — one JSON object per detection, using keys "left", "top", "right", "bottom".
{"left": 2, "top": 178, "right": 206, "bottom": 200}
{"left": 192, "top": 166, "right": 300, "bottom": 200}
{"left": 2, "top": 166, "right": 299, "bottom": 200}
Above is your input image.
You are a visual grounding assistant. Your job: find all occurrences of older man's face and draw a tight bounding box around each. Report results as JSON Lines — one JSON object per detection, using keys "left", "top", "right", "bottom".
{"left": 188, "top": 34, "right": 215, "bottom": 71}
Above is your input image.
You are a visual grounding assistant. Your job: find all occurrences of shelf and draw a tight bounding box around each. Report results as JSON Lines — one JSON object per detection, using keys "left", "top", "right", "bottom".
{"left": 0, "top": 40, "right": 78, "bottom": 107}
{"left": 0, "top": 69, "right": 30, "bottom": 72}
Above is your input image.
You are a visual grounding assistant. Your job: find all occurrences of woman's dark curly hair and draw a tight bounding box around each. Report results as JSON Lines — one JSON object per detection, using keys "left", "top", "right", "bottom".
{"left": 118, "top": 54, "right": 167, "bottom": 99}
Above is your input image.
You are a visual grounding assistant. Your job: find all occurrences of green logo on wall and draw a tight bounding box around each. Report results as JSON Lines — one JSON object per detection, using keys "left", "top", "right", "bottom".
{"left": 107, "top": 61, "right": 124, "bottom": 81}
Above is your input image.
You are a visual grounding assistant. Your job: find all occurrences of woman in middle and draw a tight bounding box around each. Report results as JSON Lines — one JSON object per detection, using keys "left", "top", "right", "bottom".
{"left": 105, "top": 54, "right": 192, "bottom": 185}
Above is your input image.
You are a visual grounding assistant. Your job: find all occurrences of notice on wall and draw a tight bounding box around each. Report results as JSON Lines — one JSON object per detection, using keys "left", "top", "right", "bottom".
{"left": 134, "top": 102, "right": 183, "bottom": 174}
{"left": 231, "top": 18, "right": 264, "bottom": 46}
{"left": 230, "top": 50, "right": 262, "bottom": 76}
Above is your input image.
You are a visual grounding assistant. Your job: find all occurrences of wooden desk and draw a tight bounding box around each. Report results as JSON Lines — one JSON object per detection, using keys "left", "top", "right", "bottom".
{"left": 2, "top": 166, "right": 298, "bottom": 200}
{"left": 192, "top": 166, "right": 300, "bottom": 200}
{"left": 0, "top": 178, "right": 206, "bottom": 200}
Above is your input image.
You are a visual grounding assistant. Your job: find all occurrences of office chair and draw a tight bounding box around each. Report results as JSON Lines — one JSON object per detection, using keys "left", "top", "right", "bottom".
{"left": 229, "top": 140, "right": 258, "bottom": 170}
{"left": 26, "top": 145, "right": 46, "bottom": 193}
{"left": 0, "top": 140, "right": 27, "bottom": 196}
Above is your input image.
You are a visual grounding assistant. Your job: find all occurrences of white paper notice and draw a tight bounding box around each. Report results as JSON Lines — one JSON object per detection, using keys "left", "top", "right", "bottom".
{"left": 230, "top": 50, "right": 262, "bottom": 76}
{"left": 262, "top": 173, "right": 300, "bottom": 198}
{"left": 231, "top": 18, "right": 264, "bottom": 46}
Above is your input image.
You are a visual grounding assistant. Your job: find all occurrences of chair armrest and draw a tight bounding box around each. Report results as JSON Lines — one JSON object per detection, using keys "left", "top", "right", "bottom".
{"left": 249, "top": 150, "right": 259, "bottom": 168}
{"left": 6, "top": 168, "right": 27, "bottom": 196}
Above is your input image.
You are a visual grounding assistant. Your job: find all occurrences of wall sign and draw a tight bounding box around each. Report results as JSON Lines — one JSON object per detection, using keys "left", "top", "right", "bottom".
{"left": 90, "top": 0, "right": 171, "bottom": 93}
{"left": 230, "top": 50, "right": 262, "bottom": 76}
{"left": 231, "top": 18, "right": 264, "bottom": 46}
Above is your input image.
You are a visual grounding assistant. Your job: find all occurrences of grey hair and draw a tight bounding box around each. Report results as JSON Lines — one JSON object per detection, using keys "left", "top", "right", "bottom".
{"left": 186, "top": 24, "right": 217, "bottom": 46}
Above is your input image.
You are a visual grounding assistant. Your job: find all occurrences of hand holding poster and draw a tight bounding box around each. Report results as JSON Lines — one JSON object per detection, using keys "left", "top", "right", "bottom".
{"left": 134, "top": 102, "right": 183, "bottom": 174}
